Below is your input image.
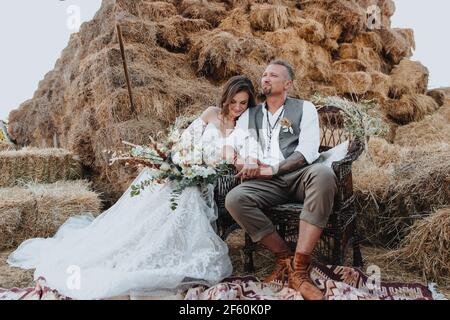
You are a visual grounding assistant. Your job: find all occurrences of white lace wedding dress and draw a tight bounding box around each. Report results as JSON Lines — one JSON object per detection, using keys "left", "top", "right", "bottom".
{"left": 7, "top": 118, "right": 235, "bottom": 300}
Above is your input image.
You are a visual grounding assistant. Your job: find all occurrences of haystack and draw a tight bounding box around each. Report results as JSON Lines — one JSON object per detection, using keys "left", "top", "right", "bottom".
{"left": 384, "top": 207, "right": 450, "bottom": 283}
{"left": 0, "top": 148, "right": 82, "bottom": 188}
{"left": 331, "top": 71, "right": 372, "bottom": 95}
{"left": 5, "top": 0, "right": 441, "bottom": 208}
{"left": 389, "top": 59, "right": 429, "bottom": 98}
{"left": 383, "top": 94, "right": 439, "bottom": 125}
{"left": 249, "top": 3, "right": 291, "bottom": 32}
{"left": 0, "top": 180, "right": 102, "bottom": 249}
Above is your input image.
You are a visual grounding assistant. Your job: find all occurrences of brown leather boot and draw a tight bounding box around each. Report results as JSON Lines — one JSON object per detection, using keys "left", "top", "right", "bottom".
{"left": 288, "top": 252, "right": 324, "bottom": 300}
{"left": 262, "top": 250, "right": 293, "bottom": 286}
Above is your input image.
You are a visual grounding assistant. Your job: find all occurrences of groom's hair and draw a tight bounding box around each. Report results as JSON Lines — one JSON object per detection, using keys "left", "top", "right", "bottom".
{"left": 268, "top": 59, "right": 295, "bottom": 81}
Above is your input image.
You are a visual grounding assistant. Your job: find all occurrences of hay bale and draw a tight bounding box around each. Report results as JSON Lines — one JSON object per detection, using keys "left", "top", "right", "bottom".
{"left": 331, "top": 71, "right": 372, "bottom": 95}
{"left": 249, "top": 3, "right": 291, "bottom": 31}
{"left": 0, "top": 180, "right": 102, "bottom": 249}
{"left": 299, "top": 0, "right": 366, "bottom": 37}
{"left": 20, "top": 180, "right": 102, "bottom": 241}
{"left": 218, "top": 7, "right": 252, "bottom": 35}
{"left": 355, "top": 144, "right": 450, "bottom": 246}
{"left": 394, "top": 105, "right": 450, "bottom": 147}
{"left": 384, "top": 94, "right": 439, "bottom": 125}
{"left": 427, "top": 89, "right": 446, "bottom": 107}
{"left": 367, "top": 136, "right": 400, "bottom": 167}
{"left": 332, "top": 59, "right": 367, "bottom": 73}
{"left": 263, "top": 29, "right": 331, "bottom": 83}
{"left": 156, "top": 16, "right": 211, "bottom": 52}
{"left": 135, "top": 1, "right": 178, "bottom": 22}
{"left": 337, "top": 43, "right": 383, "bottom": 72}
{"left": 292, "top": 18, "right": 326, "bottom": 44}
{"left": 353, "top": 31, "right": 383, "bottom": 54}
{"left": 189, "top": 30, "right": 275, "bottom": 80}
{"left": 384, "top": 207, "right": 450, "bottom": 283}
{"left": 179, "top": 0, "right": 227, "bottom": 28}
{"left": 378, "top": 28, "right": 415, "bottom": 64}
{"left": 384, "top": 148, "right": 450, "bottom": 240}
{"left": 368, "top": 71, "right": 391, "bottom": 99}
{"left": 0, "top": 148, "right": 82, "bottom": 188}
{"left": 0, "top": 188, "right": 35, "bottom": 249}
{"left": 389, "top": 59, "right": 429, "bottom": 98}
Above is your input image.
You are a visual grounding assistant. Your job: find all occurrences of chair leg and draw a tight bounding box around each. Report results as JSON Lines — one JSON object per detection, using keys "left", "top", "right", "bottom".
{"left": 352, "top": 234, "right": 363, "bottom": 267}
{"left": 333, "top": 236, "right": 343, "bottom": 266}
{"left": 243, "top": 233, "right": 255, "bottom": 273}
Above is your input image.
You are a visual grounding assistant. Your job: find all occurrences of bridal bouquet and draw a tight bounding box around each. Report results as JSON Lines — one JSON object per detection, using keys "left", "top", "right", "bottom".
{"left": 107, "top": 117, "right": 233, "bottom": 210}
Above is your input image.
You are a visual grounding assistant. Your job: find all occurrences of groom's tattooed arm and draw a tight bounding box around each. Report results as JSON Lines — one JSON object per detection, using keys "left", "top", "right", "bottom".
{"left": 271, "top": 152, "right": 308, "bottom": 176}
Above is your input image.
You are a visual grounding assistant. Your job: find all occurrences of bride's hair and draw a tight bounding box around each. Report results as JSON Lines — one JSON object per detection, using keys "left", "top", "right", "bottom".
{"left": 219, "top": 75, "right": 256, "bottom": 119}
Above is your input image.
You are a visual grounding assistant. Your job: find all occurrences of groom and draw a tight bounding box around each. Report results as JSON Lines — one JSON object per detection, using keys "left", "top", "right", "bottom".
{"left": 225, "top": 60, "right": 338, "bottom": 300}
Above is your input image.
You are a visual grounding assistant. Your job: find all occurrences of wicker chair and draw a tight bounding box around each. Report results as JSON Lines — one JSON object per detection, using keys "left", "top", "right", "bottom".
{"left": 214, "top": 105, "right": 364, "bottom": 272}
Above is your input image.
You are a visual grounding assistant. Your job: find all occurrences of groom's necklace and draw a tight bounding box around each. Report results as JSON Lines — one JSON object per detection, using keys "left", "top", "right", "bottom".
{"left": 265, "top": 107, "right": 284, "bottom": 153}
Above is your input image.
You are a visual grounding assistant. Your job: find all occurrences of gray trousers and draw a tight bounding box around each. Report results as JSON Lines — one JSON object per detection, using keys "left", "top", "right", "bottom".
{"left": 225, "top": 164, "right": 338, "bottom": 242}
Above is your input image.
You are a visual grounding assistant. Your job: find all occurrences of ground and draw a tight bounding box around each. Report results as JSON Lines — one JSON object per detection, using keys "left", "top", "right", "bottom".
{"left": 1, "top": 229, "right": 448, "bottom": 299}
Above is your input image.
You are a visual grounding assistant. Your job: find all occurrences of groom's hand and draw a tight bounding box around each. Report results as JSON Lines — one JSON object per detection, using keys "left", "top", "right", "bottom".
{"left": 255, "top": 160, "right": 274, "bottom": 180}
{"left": 235, "top": 162, "right": 259, "bottom": 181}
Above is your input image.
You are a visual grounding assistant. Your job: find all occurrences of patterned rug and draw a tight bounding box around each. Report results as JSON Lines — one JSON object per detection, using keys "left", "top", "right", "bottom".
{"left": 0, "top": 264, "right": 446, "bottom": 300}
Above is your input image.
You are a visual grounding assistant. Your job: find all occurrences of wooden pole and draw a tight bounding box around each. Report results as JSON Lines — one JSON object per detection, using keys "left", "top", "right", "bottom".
{"left": 116, "top": 24, "right": 136, "bottom": 115}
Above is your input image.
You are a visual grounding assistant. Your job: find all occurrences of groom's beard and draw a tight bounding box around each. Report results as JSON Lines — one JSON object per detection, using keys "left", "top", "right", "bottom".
{"left": 262, "top": 86, "right": 272, "bottom": 96}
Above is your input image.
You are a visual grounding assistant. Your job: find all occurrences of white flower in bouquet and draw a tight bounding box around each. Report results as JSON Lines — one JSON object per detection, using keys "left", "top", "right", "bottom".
{"left": 160, "top": 163, "right": 171, "bottom": 172}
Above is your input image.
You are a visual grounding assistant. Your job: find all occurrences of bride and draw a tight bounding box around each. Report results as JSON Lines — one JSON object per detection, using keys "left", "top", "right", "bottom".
{"left": 7, "top": 75, "right": 258, "bottom": 300}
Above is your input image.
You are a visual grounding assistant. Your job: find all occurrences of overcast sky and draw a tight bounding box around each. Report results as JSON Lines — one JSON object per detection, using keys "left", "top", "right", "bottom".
{"left": 0, "top": 0, "right": 449, "bottom": 121}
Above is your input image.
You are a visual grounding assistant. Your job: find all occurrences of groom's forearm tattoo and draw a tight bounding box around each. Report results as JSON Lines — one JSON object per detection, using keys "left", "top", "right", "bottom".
{"left": 273, "top": 152, "right": 307, "bottom": 176}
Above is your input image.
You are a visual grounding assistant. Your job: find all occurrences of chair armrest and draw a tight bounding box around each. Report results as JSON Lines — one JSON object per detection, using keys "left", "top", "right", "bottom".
{"left": 331, "top": 138, "right": 364, "bottom": 180}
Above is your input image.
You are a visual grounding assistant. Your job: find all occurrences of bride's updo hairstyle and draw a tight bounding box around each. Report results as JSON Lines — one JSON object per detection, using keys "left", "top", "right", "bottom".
{"left": 219, "top": 75, "right": 256, "bottom": 118}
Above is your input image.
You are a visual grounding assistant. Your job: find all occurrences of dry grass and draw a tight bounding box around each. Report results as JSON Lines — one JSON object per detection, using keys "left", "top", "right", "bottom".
{"left": 0, "top": 142, "right": 16, "bottom": 152}
{"left": 0, "top": 250, "right": 34, "bottom": 290}
{"left": 0, "top": 148, "right": 82, "bottom": 188}
{"left": 379, "top": 208, "right": 450, "bottom": 285}
{"left": 354, "top": 142, "right": 450, "bottom": 246}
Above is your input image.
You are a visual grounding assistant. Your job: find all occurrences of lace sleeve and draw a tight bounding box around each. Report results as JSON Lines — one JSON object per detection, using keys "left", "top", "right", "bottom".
{"left": 180, "top": 117, "right": 207, "bottom": 146}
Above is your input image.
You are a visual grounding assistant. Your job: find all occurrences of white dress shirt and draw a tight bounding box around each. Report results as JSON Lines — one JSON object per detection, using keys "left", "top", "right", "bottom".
{"left": 231, "top": 100, "right": 321, "bottom": 167}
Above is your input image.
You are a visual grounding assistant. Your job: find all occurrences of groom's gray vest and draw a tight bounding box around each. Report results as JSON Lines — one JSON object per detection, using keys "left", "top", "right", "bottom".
{"left": 248, "top": 97, "right": 304, "bottom": 159}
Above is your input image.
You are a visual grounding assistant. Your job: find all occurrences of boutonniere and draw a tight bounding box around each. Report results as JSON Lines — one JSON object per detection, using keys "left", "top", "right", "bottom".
{"left": 280, "top": 117, "right": 294, "bottom": 134}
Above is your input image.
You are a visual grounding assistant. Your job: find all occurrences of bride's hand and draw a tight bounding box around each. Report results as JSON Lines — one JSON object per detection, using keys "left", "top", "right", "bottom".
{"left": 235, "top": 157, "right": 259, "bottom": 180}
